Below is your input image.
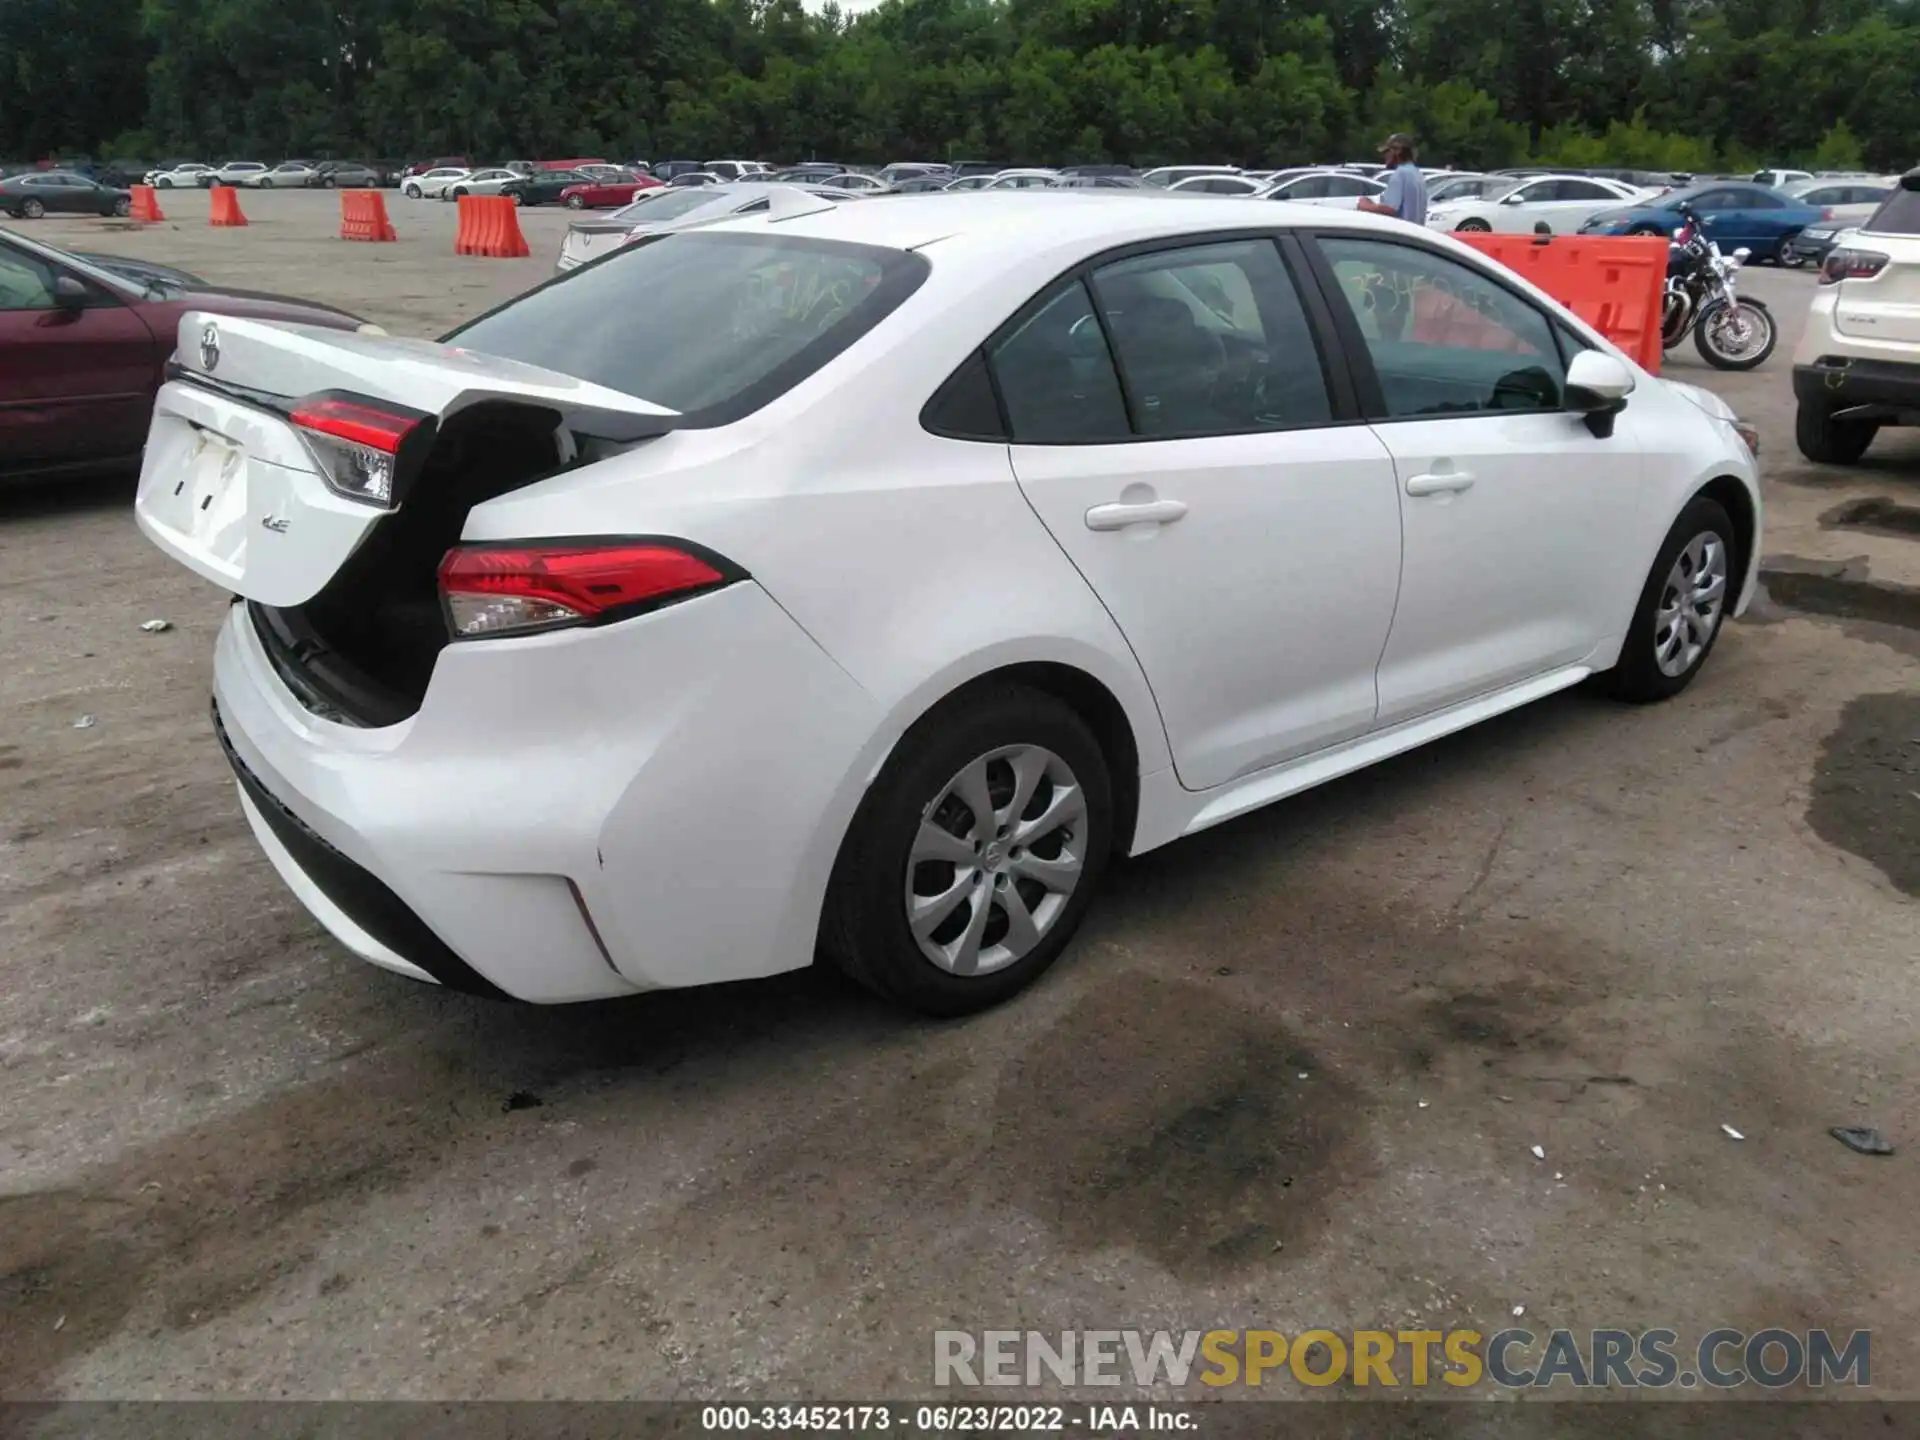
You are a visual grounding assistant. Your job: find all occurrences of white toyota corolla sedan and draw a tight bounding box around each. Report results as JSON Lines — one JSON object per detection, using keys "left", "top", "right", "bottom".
{"left": 134, "top": 193, "right": 1761, "bottom": 1014}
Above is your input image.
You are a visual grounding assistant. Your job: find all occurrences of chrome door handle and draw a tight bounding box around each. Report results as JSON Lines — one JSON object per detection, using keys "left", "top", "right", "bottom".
{"left": 1084, "top": 498, "right": 1189, "bottom": 531}
{"left": 1405, "top": 471, "right": 1476, "bottom": 496}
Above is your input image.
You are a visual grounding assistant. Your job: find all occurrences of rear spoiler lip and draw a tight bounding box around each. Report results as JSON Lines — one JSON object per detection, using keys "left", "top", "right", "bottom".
{"left": 164, "top": 361, "right": 685, "bottom": 444}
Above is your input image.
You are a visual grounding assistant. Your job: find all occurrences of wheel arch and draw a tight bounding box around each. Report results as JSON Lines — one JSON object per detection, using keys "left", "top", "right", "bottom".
{"left": 912, "top": 660, "right": 1144, "bottom": 861}
{"left": 1696, "top": 473, "right": 1759, "bottom": 609}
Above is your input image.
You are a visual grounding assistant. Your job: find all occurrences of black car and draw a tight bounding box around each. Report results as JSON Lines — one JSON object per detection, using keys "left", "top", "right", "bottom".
{"left": 893, "top": 176, "right": 954, "bottom": 193}
{"left": 1052, "top": 175, "right": 1145, "bottom": 189}
{"left": 499, "top": 169, "right": 596, "bottom": 206}
{"left": 948, "top": 160, "right": 1002, "bottom": 178}
{"left": 651, "top": 160, "right": 707, "bottom": 182}
{"left": 1057, "top": 164, "right": 1137, "bottom": 178}
{"left": 312, "top": 160, "right": 383, "bottom": 188}
{"left": 0, "top": 171, "right": 131, "bottom": 219}
{"left": 771, "top": 165, "right": 845, "bottom": 183}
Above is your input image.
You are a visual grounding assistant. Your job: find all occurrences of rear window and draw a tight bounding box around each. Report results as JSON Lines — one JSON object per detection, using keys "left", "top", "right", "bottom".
{"left": 444, "top": 232, "right": 929, "bottom": 425}
{"left": 1864, "top": 184, "right": 1920, "bottom": 236}
{"left": 609, "top": 189, "right": 729, "bottom": 223}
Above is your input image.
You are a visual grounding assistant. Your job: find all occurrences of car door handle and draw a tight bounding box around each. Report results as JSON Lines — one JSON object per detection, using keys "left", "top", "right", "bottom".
{"left": 1405, "top": 470, "right": 1476, "bottom": 497}
{"left": 1084, "top": 498, "right": 1189, "bottom": 531}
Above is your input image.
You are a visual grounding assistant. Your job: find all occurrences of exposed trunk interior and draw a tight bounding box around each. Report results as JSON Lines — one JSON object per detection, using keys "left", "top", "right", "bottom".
{"left": 252, "top": 402, "right": 574, "bottom": 727}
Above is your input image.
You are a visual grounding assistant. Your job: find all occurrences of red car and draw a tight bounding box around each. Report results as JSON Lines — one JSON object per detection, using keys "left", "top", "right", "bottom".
{"left": 0, "top": 227, "right": 364, "bottom": 482}
{"left": 558, "top": 173, "right": 664, "bottom": 209}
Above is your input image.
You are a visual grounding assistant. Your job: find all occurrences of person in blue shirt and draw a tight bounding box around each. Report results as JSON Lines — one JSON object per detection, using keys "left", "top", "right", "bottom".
{"left": 1359, "top": 133, "right": 1427, "bottom": 225}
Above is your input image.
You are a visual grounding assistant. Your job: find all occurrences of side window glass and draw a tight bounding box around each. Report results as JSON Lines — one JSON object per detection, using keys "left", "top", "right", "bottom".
{"left": 986, "top": 280, "right": 1131, "bottom": 444}
{"left": 1317, "top": 236, "right": 1567, "bottom": 418}
{"left": 0, "top": 249, "right": 57, "bottom": 311}
{"left": 922, "top": 351, "right": 1007, "bottom": 441}
{"left": 1089, "top": 239, "right": 1332, "bottom": 436}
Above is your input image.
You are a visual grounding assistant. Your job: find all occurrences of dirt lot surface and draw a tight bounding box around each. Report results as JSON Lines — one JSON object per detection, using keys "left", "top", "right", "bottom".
{"left": 3, "top": 190, "right": 1918, "bottom": 1406}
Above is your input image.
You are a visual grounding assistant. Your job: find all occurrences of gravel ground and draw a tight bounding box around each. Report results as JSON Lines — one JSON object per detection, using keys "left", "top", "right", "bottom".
{"left": 2, "top": 191, "right": 1917, "bottom": 1405}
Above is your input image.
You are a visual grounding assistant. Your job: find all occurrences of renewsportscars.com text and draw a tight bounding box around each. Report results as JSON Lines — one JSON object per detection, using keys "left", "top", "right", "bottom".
{"left": 934, "top": 1327, "right": 1871, "bottom": 1390}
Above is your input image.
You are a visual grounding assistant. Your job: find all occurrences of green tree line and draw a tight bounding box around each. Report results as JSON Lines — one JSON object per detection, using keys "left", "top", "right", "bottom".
{"left": 2, "top": 0, "right": 1916, "bottom": 172}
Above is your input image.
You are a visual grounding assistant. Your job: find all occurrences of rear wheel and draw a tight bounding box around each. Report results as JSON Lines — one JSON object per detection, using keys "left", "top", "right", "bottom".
{"left": 1628, "top": 223, "right": 1663, "bottom": 236}
{"left": 1604, "top": 496, "right": 1736, "bottom": 703}
{"left": 821, "top": 685, "right": 1113, "bottom": 1016}
{"left": 323, "top": 176, "right": 337, "bottom": 188}
{"left": 1796, "top": 400, "right": 1879, "bottom": 465}
{"left": 1778, "top": 233, "right": 1807, "bottom": 267}
{"left": 21, "top": 198, "right": 44, "bottom": 219}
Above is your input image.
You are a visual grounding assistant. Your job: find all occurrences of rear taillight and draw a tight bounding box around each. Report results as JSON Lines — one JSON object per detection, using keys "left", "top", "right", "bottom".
{"left": 437, "top": 542, "right": 737, "bottom": 639}
{"left": 1821, "top": 247, "right": 1889, "bottom": 285}
{"left": 291, "top": 393, "right": 428, "bottom": 506}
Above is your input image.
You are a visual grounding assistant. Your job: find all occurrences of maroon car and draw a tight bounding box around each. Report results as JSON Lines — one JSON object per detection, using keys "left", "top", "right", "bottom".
{"left": 0, "top": 227, "right": 364, "bottom": 482}
{"left": 558, "top": 173, "right": 665, "bottom": 210}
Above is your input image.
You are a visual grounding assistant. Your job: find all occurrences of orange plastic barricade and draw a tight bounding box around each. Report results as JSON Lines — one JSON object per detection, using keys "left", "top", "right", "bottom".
{"left": 129, "top": 184, "right": 166, "bottom": 223}
{"left": 339, "top": 189, "right": 397, "bottom": 242}
{"left": 454, "top": 194, "right": 530, "bottom": 258}
{"left": 208, "top": 185, "right": 248, "bottom": 227}
{"left": 1456, "top": 232, "right": 1668, "bottom": 373}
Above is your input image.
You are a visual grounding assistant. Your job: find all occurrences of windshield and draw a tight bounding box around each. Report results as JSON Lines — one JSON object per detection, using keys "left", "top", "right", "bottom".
{"left": 0, "top": 228, "right": 147, "bottom": 298}
{"left": 445, "top": 232, "right": 928, "bottom": 424}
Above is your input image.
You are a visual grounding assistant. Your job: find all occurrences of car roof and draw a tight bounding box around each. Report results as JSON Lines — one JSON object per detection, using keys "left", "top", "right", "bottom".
{"left": 705, "top": 189, "right": 1416, "bottom": 260}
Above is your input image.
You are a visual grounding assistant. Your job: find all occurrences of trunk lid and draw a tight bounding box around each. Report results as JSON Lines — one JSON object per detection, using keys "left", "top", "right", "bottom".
{"left": 135, "top": 312, "right": 678, "bottom": 607}
{"left": 1833, "top": 233, "right": 1920, "bottom": 344}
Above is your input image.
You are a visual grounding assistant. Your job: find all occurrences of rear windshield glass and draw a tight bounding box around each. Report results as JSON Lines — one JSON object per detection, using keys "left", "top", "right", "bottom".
{"left": 1864, "top": 184, "right": 1920, "bottom": 236}
{"left": 609, "top": 189, "right": 730, "bottom": 223}
{"left": 444, "top": 232, "right": 929, "bottom": 424}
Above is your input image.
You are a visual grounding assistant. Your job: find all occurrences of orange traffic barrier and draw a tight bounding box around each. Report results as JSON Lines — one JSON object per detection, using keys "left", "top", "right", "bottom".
{"left": 339, "top": 188, "right": 397, "bottom": 242}
{"left": 129, "top": 184, "right": 166, "bottom": 223}
{"left": 208, "top": 185, "right": 248, "bottom": 227}
{"left": 1456, "top": 232, "right": 1668, "bottom": 373}
{"left": 454, "top": 194, "right": 530, "bottom": 258}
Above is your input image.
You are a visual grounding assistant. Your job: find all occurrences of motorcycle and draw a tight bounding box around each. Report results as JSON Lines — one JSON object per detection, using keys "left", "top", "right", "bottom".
{"left": 1662, "top": 208, "right": 1776, "bottom": 371}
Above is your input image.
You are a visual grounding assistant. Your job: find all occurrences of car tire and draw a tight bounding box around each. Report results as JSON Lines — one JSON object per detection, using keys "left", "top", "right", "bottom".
{"left": 1628, "top": 223, "right": 1663, "bottom": 236}
{"left": 157, "top": 177, "right": 173, "bottom": 189}
{"left": 258, "top": 178, "right": 272, "bottom": 189}
{"left": 566, "top": 193, "right": 586, "bottom": 209}
{"left": 820, "top": 684, "right": 1113, "bottom": 1017}
{"left": 112, "top": 197, "right": 131, "bottom": 217}
{"left": 21, "top": 198, "right": 43, "bottom": 219}
{"left": 450, "top": 188, "right": 467, "bottom": 199}
{"left": 1795, "top": 400, "right": 1878, "bottom": 465}
{"left": 507, "top": 191, "right": 522, "bottom": 206}
{"left": 1602, "top": 495, "right": 1737, "bottom": 704}
{"left": 404, "top": 185, "right": 421, "bottom": 199}
{"left": 1454, "top": 218, "right": 1491, "bottom": 232}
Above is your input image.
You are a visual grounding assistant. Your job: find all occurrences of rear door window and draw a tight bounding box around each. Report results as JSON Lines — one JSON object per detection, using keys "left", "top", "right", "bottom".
{"left": 1088, "top": 240, "right": 1333, "bottom": 436}
{"left": 986, "top": 281, "right": 1132, "bottom": 443}
{"left": 445, "top": 232, "right": 928, "bottom": 426}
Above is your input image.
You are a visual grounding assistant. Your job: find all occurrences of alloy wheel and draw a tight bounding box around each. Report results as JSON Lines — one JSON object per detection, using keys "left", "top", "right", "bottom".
{"left": 22, "top": 199, "right": 43, "bottom": 218}
{"left": 904, "top": 744, "right": 1087, "bottom": 977}
{"left": 1654, "top": 532, "right": 1728, "bottom": 677}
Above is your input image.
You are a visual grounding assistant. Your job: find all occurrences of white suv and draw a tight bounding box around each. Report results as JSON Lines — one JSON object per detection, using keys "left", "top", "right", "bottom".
{"left": 1793, "top": 169, "right": 1920, "bottom": 464}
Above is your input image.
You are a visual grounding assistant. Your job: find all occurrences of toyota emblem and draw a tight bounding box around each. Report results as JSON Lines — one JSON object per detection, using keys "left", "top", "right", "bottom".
{"left": 199, "top": 322, "right": 220, "bottom": 372}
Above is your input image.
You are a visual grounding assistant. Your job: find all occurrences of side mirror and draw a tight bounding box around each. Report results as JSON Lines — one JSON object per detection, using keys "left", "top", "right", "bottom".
{"left": 1565, "top": 350, "right": 1635, "bottom": 438}
{"left": 52, "top": 274, "right": 89, "bottom": 311}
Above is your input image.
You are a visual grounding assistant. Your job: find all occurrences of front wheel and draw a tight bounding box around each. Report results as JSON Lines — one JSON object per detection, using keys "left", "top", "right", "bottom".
{"left": 1454, "top": 218, "right": 1491, "bottom": 233}
{"left": 1779, "top": 234, "right": 1807, "bottom": 268}
{"left": 258, "top": 178, "right": 272, "bottom": 189}
{"left": 21, "top": 198, "right": 44, "bottom": 219}
{"left": 404, "top": 185, "right": 421, "bottom": 199}
{"left": 1695, "top": 300, "right": 1775, "bottom": 371}
{"left": 323, "top": 176, "right": 336, "bottom": 188}
{"left": 1603, "top": 495, "right": 1737, "bottom": 703}
{"left": 565, "top": 193, "right": 586, "bottom": 209}
{"left": 157, "top": 177, "right": 173, "bottom": 189}
{"left": 1796, "top": 401, "right": 1878, "bottom": 465}
{"left": 1628, "top": 224, "right": 1663, "bottom": 237}
{"left": 450, "top": 188, "right": 467, "bottom": 199}
{"left": 111, "top": 197, "right": 131, "bottom": 217}
{"left": 820, "top": 685, "right": 1113, "bottom": 1016}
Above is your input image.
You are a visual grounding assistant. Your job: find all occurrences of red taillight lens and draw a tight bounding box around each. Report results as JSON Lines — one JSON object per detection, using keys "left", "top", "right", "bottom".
{"left": 1820, "top": 247, "right": 1889, "bottom": 285}
{"left": 291, "top": 394, "right": 425, "bottom": 506}
{"left": 437, "top": 542, "right": 733, "bottom": 639}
